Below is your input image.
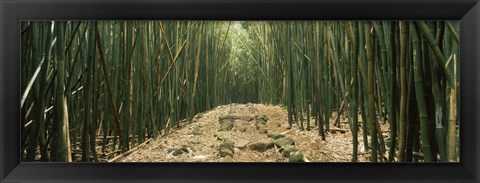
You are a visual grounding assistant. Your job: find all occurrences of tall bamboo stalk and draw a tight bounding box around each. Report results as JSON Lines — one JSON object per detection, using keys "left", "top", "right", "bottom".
{"left": 51, "top": 22, "right": 67, "bottom": 162}
{"left": 397, "top": 21, "right": 409, "bottom": 162}
{"left": 364, "top": 22, "right": 378, "bottom": 162}
{"left": 411, "top": 23, "right": 433, "bottom": 162}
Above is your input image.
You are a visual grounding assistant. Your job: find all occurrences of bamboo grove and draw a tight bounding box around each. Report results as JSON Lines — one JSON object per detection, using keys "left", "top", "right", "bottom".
{"left": 21, "top": 21, "right": 459, "bottom": 162}
{"left": 21, "top": 21, "right": 234, "bottom": 162}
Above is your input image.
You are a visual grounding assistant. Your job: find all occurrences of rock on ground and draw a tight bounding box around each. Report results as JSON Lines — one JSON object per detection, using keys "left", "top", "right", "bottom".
{"left": 215, "top": 131, "right": 232, "bottom": 141}
{"left": 168, "top": 148, "right": 185, "bottom": 156}
{"left": 288, "top": 151, "right": 308, "bottom": 162}
{"left": 280, "top": 145, "right": 299, "bottom": 158}
{"left": 219, "top": 119, "right": 234, "bottom": 131}
{"left": 236, "top": 139, "right": 249, "bottom": 149}
{"left": 274, "top": 137, "right": 295, "bottom": 148}
{"left": 219, "top": 114, "right": 239, "bottom": 120}
{"left": 249, "top": 138, "right": 274, "bottom": 152}
{"left": 219, "top": 148, "right": 234, "bottom": 157}
{"left": 219, "top": 140, "right": 235, "bottom": 157}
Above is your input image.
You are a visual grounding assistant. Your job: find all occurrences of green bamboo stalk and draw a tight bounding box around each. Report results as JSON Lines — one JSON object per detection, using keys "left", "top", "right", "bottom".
{"left": 364, "top": 22, "right": 378, "bottom": 162}
{"left": 385, "top": 21, "right": 398, "bottom": 162}
{"left": 94, "top": 21, "right": 123, "bottom": 148}
{"left": 411, "top": 23, "right": 433, "bottom": 162}
{"left": 346, "top": 21, "right": 359, "bottom": 162}
{"left": 82, "top": 22, "right": 94, "bottom": 162}
{"left": 356, "top": 22, "right": 369, "bottom": 152}
{"left": 396, "top": 21, "right": 409, "bottom": 162}
{"left": 425, "top": 22, "right": 447, "bottom": 162}
{"left": 415, "top": 21, "right": 454, "bottom": 88}
{"left": 51, "top": 21, "right": 67, "bottom": 162}
{"left": 26, "top": 22, "right": 41, "bottom": 161}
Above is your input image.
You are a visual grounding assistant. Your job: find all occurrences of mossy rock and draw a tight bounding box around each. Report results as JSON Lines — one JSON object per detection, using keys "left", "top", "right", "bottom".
{"left": 219, "top": 119, "right": 234, "bottom": 131}
{"left": 215, "top": 131, "right": 232, "bottom": 141}
{"left": 219, "top": 148, "right": 234, "bottom": 157}
{"left": 219, "top": 114, "right": 239, "bottom": 121}
{"left": 256, "top": 119, "right": 267, "bottom": 126}
{"left": 274, "top": 137, "right": 295, "bottom": 148}
{"left": 288, "top": 151, "right": 307, "bottom": 162}
{"left": 219, "top": 140, "right": 235, "bottom": 151}
{"left": 219, "top": 139, "right": 235, "bottom": 157}
{"left": 280, "top": 145, "right": 299, "bottom": 157}
{"left": 249, "top": 138, "right": 274, "bottom": 152}
{"left": 256, "top": 115, "right": 268, "bottom": 126}
{"left": 168, "top": 148, "right": 185, "bottom": 156}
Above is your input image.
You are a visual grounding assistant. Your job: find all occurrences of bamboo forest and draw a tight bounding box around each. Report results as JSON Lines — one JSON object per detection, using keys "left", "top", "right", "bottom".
{"left": 20, "top": 21, "right": 459, "bottom": 162}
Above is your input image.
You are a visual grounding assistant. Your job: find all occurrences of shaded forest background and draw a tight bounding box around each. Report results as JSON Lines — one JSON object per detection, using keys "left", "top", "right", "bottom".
{"left": 20, "top": 21, "right": 459, "bottom": 162}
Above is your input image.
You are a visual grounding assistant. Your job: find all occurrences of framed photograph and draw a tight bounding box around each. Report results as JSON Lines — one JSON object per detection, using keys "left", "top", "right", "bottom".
{"left": 1, "top": 0, "right": 479, "bottom": 182}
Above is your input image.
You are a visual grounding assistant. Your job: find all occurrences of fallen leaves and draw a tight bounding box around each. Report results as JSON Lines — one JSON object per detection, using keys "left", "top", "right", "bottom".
{"left": 117, "top": 103, "right": 386, "bottom": 162}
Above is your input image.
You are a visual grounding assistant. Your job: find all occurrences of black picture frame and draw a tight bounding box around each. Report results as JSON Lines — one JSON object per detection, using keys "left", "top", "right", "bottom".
{"left": 1, "top": 0, "right": 479, "bottom": 182}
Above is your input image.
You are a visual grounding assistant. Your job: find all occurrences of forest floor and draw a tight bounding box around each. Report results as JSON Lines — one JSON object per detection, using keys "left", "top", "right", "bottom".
{"left": 116, "top": 103, "right": 389, "bottom": 162}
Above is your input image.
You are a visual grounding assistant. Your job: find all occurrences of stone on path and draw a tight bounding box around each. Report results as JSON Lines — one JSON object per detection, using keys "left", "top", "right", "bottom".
{"left": 219, "top": 120, "right": 234, "bottom": 131}
{"left": 249, "top": 138, "right": 274, "bottom": 152}
{"left": 219, "top": 148, "right": 234, "bottom": 157}
{"left": 280, "top": 145, "right": 299, "bottom": 158}
{"left": 236, "top": 139, "right": 249, "bottom": 149}
{"left": 219, "top": 118, "right": 234, "bottom": 131}
{"left": 219, "top": 140, "right": 235, "bottom": 157}
{"left": 168, "top": 145, "right": 192, "bottom": 156}
{"left": 168, "top": 148, "right": 185, "bottom": 156}
{"left": 256, "top": 114, "right": 268, "bottom": 125}
{"left": 288, "top": 151, "right": 308, "bottom": 162}
{"left": 171, "top": 149, "right": 184, "bottom": 156}
{"left": 219, "top": 114, "right": 239, "bottom": 120}
{"left": 274, "top": 137, "right": 295, "bottom": 148}
{"left": 215, "top": 131, "right": 232, "bottom": 141}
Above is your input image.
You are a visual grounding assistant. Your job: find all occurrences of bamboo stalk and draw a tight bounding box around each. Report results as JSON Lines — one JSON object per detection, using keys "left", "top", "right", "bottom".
{"left": 94, "top": 22, "right": 123, "bottom": 147}
{"left": 415, "top": 21, "right": 454, "bottom": 87}
{"left": 365, "top": 22, "right": 378, "bottom": 162}
{"left": 411, "top": 23, "right": 433, "bottom": 162}
{"left": 447, "top": 55, "right": 457, "bottom": 162}
{"left": 397, "top": 21, "right": 408, "bottom": 162}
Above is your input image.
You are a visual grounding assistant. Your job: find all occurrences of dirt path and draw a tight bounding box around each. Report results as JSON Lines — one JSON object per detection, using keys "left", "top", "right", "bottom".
{"left": 118, "top": 103, "right": 377, "bottom": 162}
